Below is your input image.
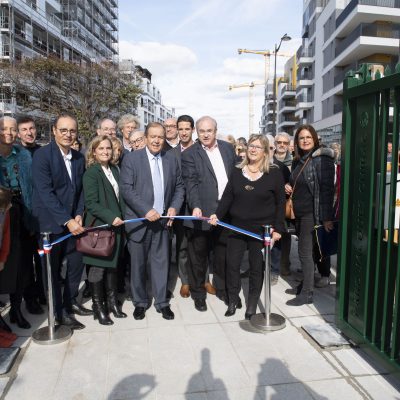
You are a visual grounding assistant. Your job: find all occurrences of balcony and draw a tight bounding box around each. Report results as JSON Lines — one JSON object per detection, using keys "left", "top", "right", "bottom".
{"left": 297, "top": 71, "right": 314, "bottom": 88}
{"left": 296, "top": 93, "right": 314, "bottom": 110}
{"left": 336, "top": 0, "right": 400, "bottom": 30}
{"left": 281, "top": 85, "right": 296, "bottom": 98}
{"left": 297, "top": 48, "right": 314, "bottom": 66}
{"left": 333, "top": 103, "right": 343, "bottom": 114}
{"left": 336, "top": 22, "right": 400, "bottom": 58}
{"left": 279, "top": 99, "right": 297, "bottom": 113}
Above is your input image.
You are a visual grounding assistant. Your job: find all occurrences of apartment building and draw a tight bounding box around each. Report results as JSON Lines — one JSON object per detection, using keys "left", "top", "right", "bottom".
{"left": 259, "top": 83, "right": 274, "bottom": 135}
{"left": 277, "top": 55, "right": 298, "bottom": 136}
{"left": 297, "top": 0, "right": 400, "bottom": 144}
{"left": 119, "top": 59, "right": 175, "bottom": 129}
{"left": 0, "top": 0, "right": 119, "bottom": 115}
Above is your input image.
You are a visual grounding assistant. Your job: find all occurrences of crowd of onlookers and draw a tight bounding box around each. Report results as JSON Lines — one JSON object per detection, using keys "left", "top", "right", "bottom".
{"left": 0, "top": 112, "right": 342, "bottom": 346}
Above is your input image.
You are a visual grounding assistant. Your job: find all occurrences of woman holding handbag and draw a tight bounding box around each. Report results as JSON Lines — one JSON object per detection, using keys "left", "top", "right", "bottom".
{"left": 82, "top": 135, "right": 127, "bottom": 325}
{"left": 284, "top": 124, "right": 335, "bottom": 306}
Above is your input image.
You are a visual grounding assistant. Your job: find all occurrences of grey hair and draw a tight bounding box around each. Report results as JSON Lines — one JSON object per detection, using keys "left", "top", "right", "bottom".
{"left": 128, "top": 129, "right": 145, "bottom": 141}
{"left": 0, "top": 116, "right": 17, "bottom": 125}
{"left": 195, "top": 116, "right": 217, "bottom": 131}
{"left": 275, "top": 131, "right": 291, "bottom": 143}
{"left": 117, "top": 114, "right": 140, "bottom": 131}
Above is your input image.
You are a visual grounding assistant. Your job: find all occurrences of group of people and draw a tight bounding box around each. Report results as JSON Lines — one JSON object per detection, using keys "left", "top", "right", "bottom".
{"left": 0, "top": 111, "right": 338, "bottom": 338}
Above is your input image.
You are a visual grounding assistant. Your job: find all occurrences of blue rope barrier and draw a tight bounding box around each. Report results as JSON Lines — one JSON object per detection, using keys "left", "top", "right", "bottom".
{"left": 38, "top": 215, "right": 265, "bottom": 255}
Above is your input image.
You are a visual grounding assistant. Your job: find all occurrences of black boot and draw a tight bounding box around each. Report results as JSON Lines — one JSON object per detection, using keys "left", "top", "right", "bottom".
{"left": 286, "top": 290, "right": 313, "bottom": 306}
{"left": 91, "top": 281, "right": 113, "bottom": 325}
{"left": 105, "top": 271, "right": 127, "bottom": 318}
{"left": 285, "top": 281, "right": 303, "bottom": 296}
{"left": 9, "top": 306, "right": 31, "bottom": 329}
{"left": 245, "top": 296, "right": 258, "bottom": 320}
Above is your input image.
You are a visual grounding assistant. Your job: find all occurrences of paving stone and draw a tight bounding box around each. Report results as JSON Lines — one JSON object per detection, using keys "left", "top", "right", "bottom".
{"left": 306, "top": 377, "right": 365, "bottom": 399}
{"left": 256, "top": 382, "right": 313, "bottom": 399}
{"left": 356, "top": 375, "right": 400, "bottom": 400}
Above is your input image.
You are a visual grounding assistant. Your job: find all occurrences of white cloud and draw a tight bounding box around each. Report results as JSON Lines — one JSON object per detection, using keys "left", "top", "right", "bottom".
{"left": 119, "top": 37, "right": 302, "bottom": 138}
{"left": 119, "top": 40, "right": 198, "bottom": 75}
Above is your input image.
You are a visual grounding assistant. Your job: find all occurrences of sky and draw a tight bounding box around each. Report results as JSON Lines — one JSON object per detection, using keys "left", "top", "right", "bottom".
{"left": 118, "top": 0, "right": 303, "bottom": 138}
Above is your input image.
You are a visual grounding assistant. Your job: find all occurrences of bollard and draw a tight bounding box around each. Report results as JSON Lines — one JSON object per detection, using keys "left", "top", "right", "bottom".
{"left": 32, "top": 233, "right": 72, "bottom": 345}
{"left": 250, "top": 225, "right": 286, "bottom": 332}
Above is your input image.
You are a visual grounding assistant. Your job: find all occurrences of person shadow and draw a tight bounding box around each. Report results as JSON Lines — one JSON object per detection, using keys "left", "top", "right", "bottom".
{"left": 107, "top": 373, "right": 156, "bottom": 400}
{"left": 255, "top": 358, "right": 329, "bottom": 400}
{"left": 186, "top": 348, "right": 230, "bottom": 399}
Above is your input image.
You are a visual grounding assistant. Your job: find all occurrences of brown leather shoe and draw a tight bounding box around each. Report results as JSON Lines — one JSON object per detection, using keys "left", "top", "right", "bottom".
{"left": 204, "top": 282, "right": 216, "bottom": 295}
{"left": 180, "top": 284, "right": 190, "bottom": 298}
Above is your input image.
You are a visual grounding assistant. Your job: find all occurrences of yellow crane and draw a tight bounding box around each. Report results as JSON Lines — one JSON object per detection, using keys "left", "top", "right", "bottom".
{"left": 229, "top": 81, "right": 265, "bottom": 136}
{"left": 238, "top": 49, "right": 292, "bottom": 83}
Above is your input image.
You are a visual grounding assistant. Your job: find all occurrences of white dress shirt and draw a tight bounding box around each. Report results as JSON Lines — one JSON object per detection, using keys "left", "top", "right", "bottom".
{"left": 202, "top": 143, "right": 228, "bottom": 200}
{"left": 102, "top": 165, "right": 119, "bottom": 199}
{"left": 60, "top": 148, "right": 72, "bottom": 180}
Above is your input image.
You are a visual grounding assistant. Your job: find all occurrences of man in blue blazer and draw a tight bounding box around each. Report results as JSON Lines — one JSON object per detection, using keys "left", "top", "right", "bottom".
{"left": 181, "top": 116, "right": 236, "bottom": 312}
{"left": 32, "top": 112, "right": 93, "bottom": 330}
{"left": 120, "top": 122, "right": 184, "bottom": 320}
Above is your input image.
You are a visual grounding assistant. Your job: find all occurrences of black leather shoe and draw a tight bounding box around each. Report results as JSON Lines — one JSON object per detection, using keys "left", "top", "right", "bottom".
{"left": 194, "top": 298, "right": 207, "bottom": 312}
{"left": 285, "top": 282, "right": 303, "bottom": 296}
{"left": 157, "top": 306, "right": 174, "bottom": 320}
{"left": 70, "top": 302, "right": 94, "bottom": 316}
{"left": 26, "top": 300, "right": 44, "bottom": 315}
{"left": 9, "top": 308, "right": 31, "bottom": 329}
{"left": 57, "top": 315, "right": 85, "bottom": 330}
{"left": 245, "top": 313, "right": 253, "bottom": 320}
{"left": 133, "top": 306, "right": 146, "bottom": 320}
{"left": 225, "top": 299, "right": 242, "bottom": 317}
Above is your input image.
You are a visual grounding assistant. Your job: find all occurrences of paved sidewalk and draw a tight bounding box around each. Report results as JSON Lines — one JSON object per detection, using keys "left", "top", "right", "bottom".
{"left": 0, "top": 252, "right": 399, "bottom": 399}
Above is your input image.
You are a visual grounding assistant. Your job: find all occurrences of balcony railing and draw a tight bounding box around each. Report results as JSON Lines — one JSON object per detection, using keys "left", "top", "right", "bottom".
{"left": 297, "top": 70, "right": 314, "bottom": 80}
{"left": 334, "top": 103, "right": 343, "bottom": 114}
{"left": 336, "top": 0, "right": 400, "bottom": 29}
{"left": 280, "top": 115, "right": 299, "bottom": 123}
{"left": 280, "top": 99, "right": 297, "bottom": 108}
{"left": 335, "top": 22, "right": 400, "bottom": 58}
{"left": 281, "top": 85, "right": 296, "bottom": 95}
{"left": 297, "top": 93, "right": 314, "bottom": 103}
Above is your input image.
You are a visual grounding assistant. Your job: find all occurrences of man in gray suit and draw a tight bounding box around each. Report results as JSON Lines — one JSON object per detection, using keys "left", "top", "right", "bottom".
{"left": 181, "top": 116, "right": 236, "bottom": 312}
{"left": 120, "top": 122, "right": 184, "bottom": 320}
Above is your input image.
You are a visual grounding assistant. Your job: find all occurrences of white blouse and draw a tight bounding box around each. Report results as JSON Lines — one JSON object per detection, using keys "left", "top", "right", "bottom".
{"left": 102, "top": 166, "right": 119, "bottom": 200}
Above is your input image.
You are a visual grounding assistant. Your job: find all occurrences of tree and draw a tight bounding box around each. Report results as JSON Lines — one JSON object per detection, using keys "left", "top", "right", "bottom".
{"left": 1, "top": 57, "right": 142, "bottom": 140}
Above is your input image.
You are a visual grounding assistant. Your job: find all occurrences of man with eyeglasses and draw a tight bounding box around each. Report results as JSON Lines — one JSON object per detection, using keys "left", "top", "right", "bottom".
{"left": 163, "top": 118, "right": 179, "bottom": 151}
{"left": 129, "top": 130, "right": 146, "bottom": 151}
{"left": 274, "top": 132, "right": 293, "bottom": 168}
{"left": 96, "top": 118, "right": 117, "bottom": 137}
{"left": 181, "top": 116, "right": 236, "bottom": 311}
{"left": 32, "top": 112, "right": 93, "bottom": 330}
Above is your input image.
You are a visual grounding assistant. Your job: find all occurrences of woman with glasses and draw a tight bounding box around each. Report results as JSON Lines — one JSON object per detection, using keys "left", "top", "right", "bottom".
{"left": 83, "top": 135, "right": 127, "bottom": 325}
{"left": 209, "top": 134, "right": 285, "bottom": 319}
{"left": 285, "top": 124, "right": 335, "bottom": 306}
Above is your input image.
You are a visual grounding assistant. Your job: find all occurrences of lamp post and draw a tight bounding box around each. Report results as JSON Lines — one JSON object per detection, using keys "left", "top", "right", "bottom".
{"left": 272, "top": 33, "right": 291, "bottom": 135}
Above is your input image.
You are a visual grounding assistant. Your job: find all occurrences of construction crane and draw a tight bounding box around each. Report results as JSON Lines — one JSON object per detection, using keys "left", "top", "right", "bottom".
{"left": 238, "top": 49, "right": 292, "bottom": 83}
{"left": 229, "top": 81, "right": 265, "bottom": 136}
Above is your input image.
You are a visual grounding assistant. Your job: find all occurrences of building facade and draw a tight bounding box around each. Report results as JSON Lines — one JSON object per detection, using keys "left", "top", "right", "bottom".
{"left": 0, "top": 0, "right": 119, "bottom": 115}
{"left": 297, "top": 0, "right": 400, "bottom": 144}
{"left": 119, "top": 59, "right": 175, "bottom": 129}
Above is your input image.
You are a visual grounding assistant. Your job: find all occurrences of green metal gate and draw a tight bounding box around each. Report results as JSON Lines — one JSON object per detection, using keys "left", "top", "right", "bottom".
{"left": 338, "top": 63, "right": 400, "bottom": 371}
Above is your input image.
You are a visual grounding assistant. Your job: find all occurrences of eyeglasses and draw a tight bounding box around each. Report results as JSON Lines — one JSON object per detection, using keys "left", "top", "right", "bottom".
{"left": 56, "top": 128, "right": 77, "bottom": 136}
{"left": 164, "top": 125, "right": 177, "bottom": 129}
{"left": 276, "top": 140, "right": 289, "bottom": 145}
{"left": 130, "top": 136, "right": 145, "bottom": 145}
{"left": 248, "top": 144, "right": 264, "bottom": 151}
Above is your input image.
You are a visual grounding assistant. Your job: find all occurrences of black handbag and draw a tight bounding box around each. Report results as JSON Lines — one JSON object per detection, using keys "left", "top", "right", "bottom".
{"left": 313, "top": 221, "right": 339, "bottom": 262}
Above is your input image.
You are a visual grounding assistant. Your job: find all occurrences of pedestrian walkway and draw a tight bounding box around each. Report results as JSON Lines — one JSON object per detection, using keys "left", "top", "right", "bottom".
{"left": 0, "top": 251, "right": 399, "bottom": 399}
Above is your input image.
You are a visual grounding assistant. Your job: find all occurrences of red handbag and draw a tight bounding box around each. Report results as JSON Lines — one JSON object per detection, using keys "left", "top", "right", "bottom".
{"left": 76, "top": 223, "right": 115, "bottom": 257}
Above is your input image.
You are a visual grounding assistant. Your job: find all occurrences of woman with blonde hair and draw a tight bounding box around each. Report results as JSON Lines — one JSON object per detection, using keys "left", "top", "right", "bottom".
{"left": 83, "top": 135, "right": 126, "bottom": 325}
{"left": 209, "top": 134, "right": 285, "bottom": 319}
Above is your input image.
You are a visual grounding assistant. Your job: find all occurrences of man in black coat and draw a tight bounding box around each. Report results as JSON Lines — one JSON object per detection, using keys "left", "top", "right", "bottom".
{"left": 181, "top": 116, "right": 236, "bottom": 311}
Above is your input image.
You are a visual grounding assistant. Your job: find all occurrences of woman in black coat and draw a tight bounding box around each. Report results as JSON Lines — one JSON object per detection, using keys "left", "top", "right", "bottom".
{"left": 209, "top": 134, "right": 285, "bottom": 319}
{"left": 285, "top": 124, "right": 335, "bottom": 306}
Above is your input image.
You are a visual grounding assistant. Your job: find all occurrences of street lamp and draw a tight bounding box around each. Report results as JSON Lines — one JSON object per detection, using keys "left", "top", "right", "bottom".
{"left": 273, "top": 33, "right": 291, "bottom": 135}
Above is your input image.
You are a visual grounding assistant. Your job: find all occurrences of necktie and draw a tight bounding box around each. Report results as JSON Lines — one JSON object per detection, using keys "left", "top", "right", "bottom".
{"left": 152, "top": 156, "right": 164, "bottom": 214}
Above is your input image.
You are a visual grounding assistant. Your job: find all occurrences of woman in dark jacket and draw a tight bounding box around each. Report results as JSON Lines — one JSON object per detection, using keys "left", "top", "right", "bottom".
{"left": 285, "top": 124, "right": 335, "bottom": 306}
{"left": 83, "top": 135, "right": 127, "bottom": 325}
{"left": 209, "top": 134, "right": 285, "bottom": 319}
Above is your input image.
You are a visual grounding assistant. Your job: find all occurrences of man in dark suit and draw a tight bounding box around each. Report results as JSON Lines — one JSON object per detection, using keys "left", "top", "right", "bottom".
{"left": 32, "top": 112, "right": 93, "bottom": 330}
{"left": 120, "top": 122, "right": 184, "bottom": 320}
{"left": 181, "top": 116, "right": 236, "bottom": 312}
